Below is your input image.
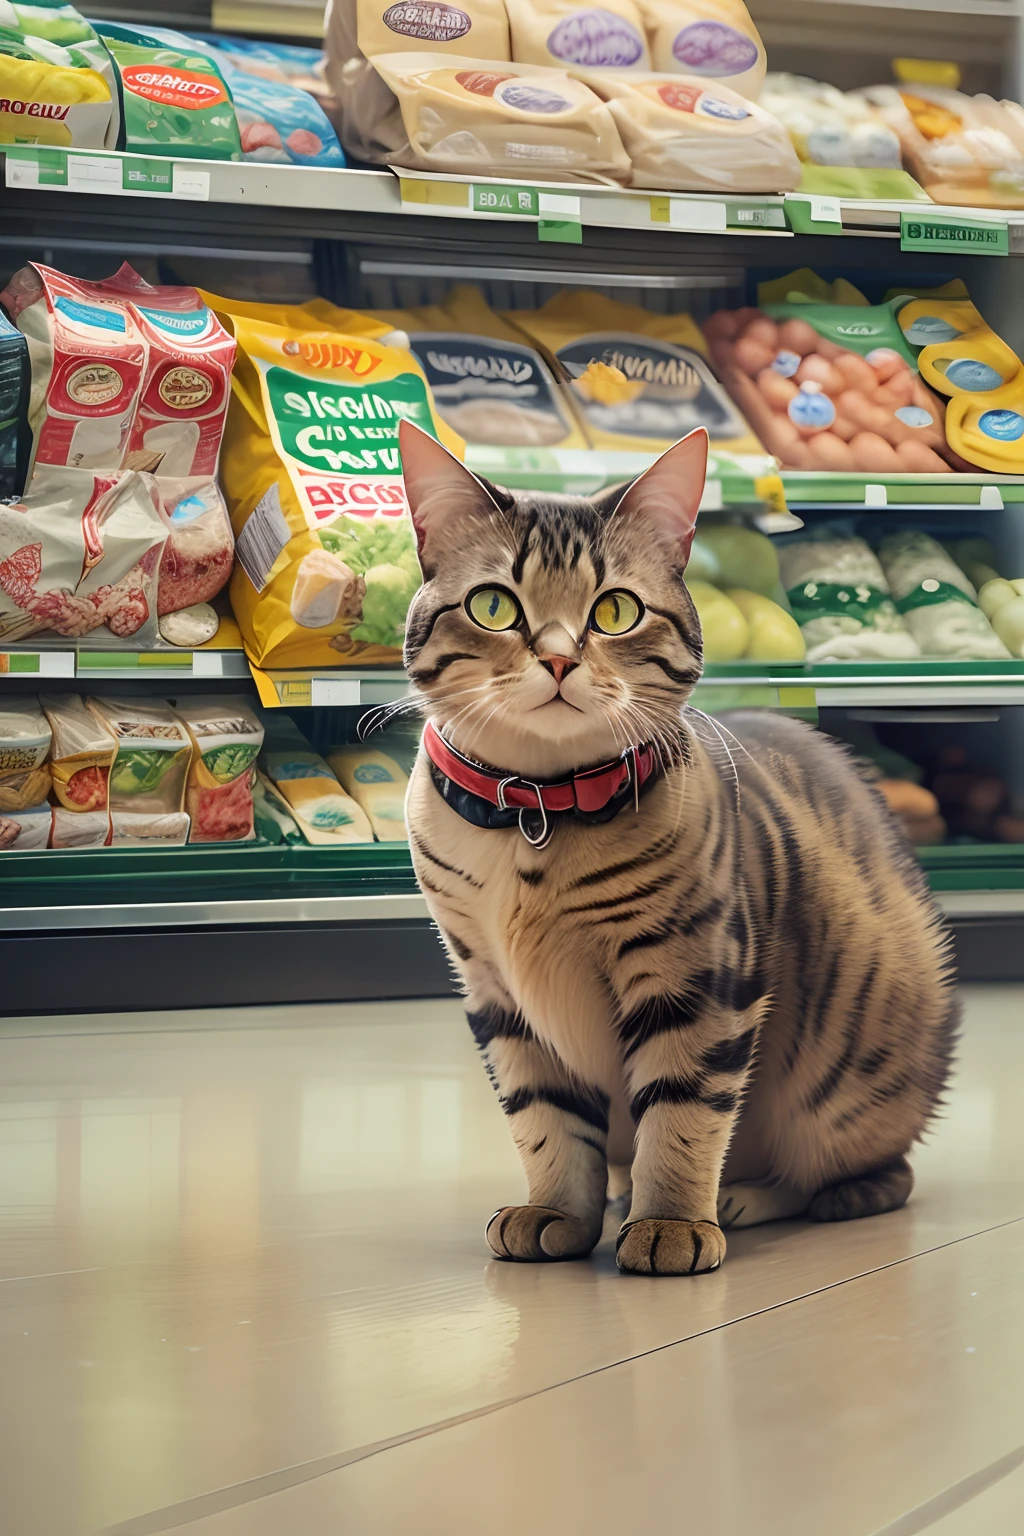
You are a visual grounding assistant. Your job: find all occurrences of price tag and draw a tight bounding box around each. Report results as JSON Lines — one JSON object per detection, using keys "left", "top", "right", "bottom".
{"left": 311, "top": 678, "right": 361, "bottom": 707}
{"left": 191, "top": 651, "right": 225, "bottom": 678}
{"left": 537, "top": 190, "right": 582, "bottom": 244}
{"left": 784, "top": 194, "right": 843, "bottom": 235}
{"left": 66, "top": 155, "right": 122, "bottom": 194}
{"left": 0, "top": 651, "right": 74, "bottom": 677}
{"left": 808, "top": 195, "right": 841, "bottom": 226}
{"left": 900, "top": 212, "right": 1008, "bottom": 255}
{"left": 5, "top": 147, "right": 211, "bottom": 202}
{"left": 472, "top": 183, "right": 538, "bottom": 216}
{"left": 699, "top": 479, "right": 724, "bottom": 512}
{"left": 172, "top": 164, "right": 211, "bottom": 201}
{"left": 668, "top": 199, "right": 727, "bottom": 232}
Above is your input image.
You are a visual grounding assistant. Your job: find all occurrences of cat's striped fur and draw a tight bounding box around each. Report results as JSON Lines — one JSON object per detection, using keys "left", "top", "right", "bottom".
{"left": 398, "top": 422, "right": 958, "bottom": 1275}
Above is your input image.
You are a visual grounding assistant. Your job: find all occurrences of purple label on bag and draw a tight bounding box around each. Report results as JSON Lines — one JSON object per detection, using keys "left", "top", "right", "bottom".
{"left": 546, "top": 9, "right": 644, "bottom": 67}
{"left": 672, "top": 21, "right": 759, "bottom": 76}
{"left": 497, "top": 83, "right": 572, "bottom": 114}
{"left": 383, "top": 1, "right": 471, "bottom": 41}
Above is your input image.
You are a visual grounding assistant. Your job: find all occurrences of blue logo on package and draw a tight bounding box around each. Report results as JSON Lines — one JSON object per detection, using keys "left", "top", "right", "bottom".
{"left": 138, "top": 306, "right": 209, "bottom": 338}
{"left": 944, "top": 358, "right": 1004, "bottom": 392}
{"left": 546, "top": 9, "right": 644, "bottom": 67}
{"left": 902, "top": 315, "right": 961, "bottom": 345}
{"left": 979, "top": 409, "right": 1024, "bottom": 441}
{"left": 499, "top": 84, "right": 571, "bottom": 114}
{"left": 274, "top": 760, "right": 327, "bottom": 780}
{"left": 700, "top": 96, "right": 750, "bottom": 121}
{"left": 169, "top": 494, "right": 206, "bottom": 524}
{"left": 54, "top": 297, "right": 126, "bottom": 333}
{"left": 354, "top": 763, "right": 393, "bottom": 783}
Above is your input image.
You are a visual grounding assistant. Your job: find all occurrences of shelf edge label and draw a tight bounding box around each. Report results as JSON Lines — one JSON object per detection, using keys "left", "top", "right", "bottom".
{"left": 901, "top": 212, "right": 1008, "bottom": 255}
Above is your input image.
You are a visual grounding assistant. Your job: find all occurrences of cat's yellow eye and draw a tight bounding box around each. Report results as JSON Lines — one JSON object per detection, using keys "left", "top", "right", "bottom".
{"left": 467, "top": 586, "right": 522, "bottom": 632}
{"left": 590, "top": 590, "right": 643, "bottom": 636}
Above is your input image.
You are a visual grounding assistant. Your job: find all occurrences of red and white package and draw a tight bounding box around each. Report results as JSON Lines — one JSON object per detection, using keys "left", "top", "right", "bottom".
{"left": 93, "top": 265, "right": 236, "bottom": 477}
{"left": 1, "top": 264, "right": 146, "bottom": 476}
{"left": 0, "top": 467, "right": 168, "bottom": 645}
{"left": 156, "top": 478, "right": 235, "bottom": 615}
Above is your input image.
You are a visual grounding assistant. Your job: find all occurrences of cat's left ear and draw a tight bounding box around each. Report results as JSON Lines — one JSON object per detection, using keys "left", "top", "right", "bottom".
{"left": 599, "top": 427, "right": 708, "bottom": 567}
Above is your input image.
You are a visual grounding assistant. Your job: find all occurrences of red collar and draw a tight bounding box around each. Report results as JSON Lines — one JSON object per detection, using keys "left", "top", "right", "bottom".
{"left": 423, "top": 720, "right": 659, "bottom": 848}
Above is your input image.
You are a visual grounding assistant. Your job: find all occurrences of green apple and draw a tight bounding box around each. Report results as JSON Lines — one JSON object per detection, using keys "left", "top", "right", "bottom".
{"left": 687, "top": 580, "right": 748, "bottom": 662}
{"left": 726, "top": 588, "right": 806, "bottom": 662}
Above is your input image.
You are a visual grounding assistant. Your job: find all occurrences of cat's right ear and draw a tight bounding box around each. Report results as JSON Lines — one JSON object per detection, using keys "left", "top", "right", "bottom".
{"left": 399, "top": 420, "right": 509, "bottom": 578}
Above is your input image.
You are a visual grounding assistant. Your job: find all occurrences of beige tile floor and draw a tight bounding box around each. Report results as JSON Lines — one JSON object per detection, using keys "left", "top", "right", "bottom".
{"left": 0, "top": 986, "right": 1021, "bottom": 1536}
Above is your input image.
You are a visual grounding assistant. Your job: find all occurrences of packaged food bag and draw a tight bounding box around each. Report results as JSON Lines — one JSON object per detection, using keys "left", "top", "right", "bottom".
{"left": 702, "top": 292, "right": 955, "bottom": 474}
{"left": 890, "top": 284, "right": 1024, "bottom": 475}
{"left": 367, "top": 285, "right": 590, "bottom": 456}
{"left": 0, "top": 466, "right": 168, "bottom": 644}
{"left": 90, "top": 264, "right": 236, "bottom": 478}
{"left": 262, "top": 718, "right": 373, "bottom": 844}
{"left": 506, "top": 0, "right": 650, "bottom": 70}
{"left": 761, "top": 74, "right": 903, "bottom": 173}
{"left": 778, "top": 536, "right": 920, "bottom": 662}
{"left": 253, "top": 768, "right": 305, "bottom": 844}
{"left": 1, "top": 262, "right": 146, "bottom": 476}
{"left": 40, "top": 690, "right": 115, "bottom": 810}
{"left": 585, "top": 72, "right": 800, "bottom": 192}
{"left": 50, "top": 805, "right": 107, "bottom": 846}
{"left": 878, "top": 530, "right": 1010, "bottom": 661}
{"left": 0, "top": 802, "right": 51, "bottom": 850}
{"left": 511, "top": 291, "right": 763, "bottom": 454}
{"left": 156, "top": 479, "right": 234, "bottom": 616}
{"left": 634, "top": 0, "right": 765, "bottom": 99}
{"left": 863, "top": 86, "right": 1024, "bottom": 209}
{"left": 371, "top": 53, "right": 630, "bottom": 182}
{"left": 325, "top": 0, "right": 511, "bottom": 164}
{"left": 85, "top": 697, "right": 192, "bottom": 816}
{"left": 0, "top": 1, "right": 114, "bottom": 149}
{"left": 326, "top": 744, "right": 409, "bottom": 839}
{"left": 174, "top": 696, "right": 264, "bottom": 843}
{"left": 190, "top": 33, "right": 329, "bottom": 102}
{"left": 110, "top": 811, "right": 190, "bottom": 846}
{"left": 0, "top": 697, "right": 51, "bottom": 812}
{"left": 93, "top": 20, "right": 242, "bottom": 160}
{"left": 212, "top": 306, "right": 462, "bottom": 667}
{"left": 134, "top": 26, "right": 344, "bottom": 168}
{"left": 0, "top": 307, "right": 30, "bottom": 498}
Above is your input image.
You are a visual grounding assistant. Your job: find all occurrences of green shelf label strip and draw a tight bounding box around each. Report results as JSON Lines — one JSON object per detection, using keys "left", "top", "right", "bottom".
{"left": 5, "top": 147, "right": 210, "bottom": 201}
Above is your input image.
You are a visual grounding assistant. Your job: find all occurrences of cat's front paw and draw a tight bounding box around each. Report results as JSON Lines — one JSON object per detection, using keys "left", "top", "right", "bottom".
{"left": 615, "top": 1218, "right": 726, "bottom": 1276}
{"left": 486, "top": 1205, "right": 599, "bottom": 1262}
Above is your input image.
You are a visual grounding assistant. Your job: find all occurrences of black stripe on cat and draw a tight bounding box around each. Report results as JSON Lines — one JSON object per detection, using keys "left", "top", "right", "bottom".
{"left": 404, "top": 601, "right": 460, "bottom": 657}
{"left": 570, "top": 829, "right": 680, "bottom": 890}
{"left": 501, "top": 1084, "right": 610, "bottom": 1135}
{"left": 701, "top": 1028, "right": 758, "bottom": 1075}
{"left": 630, "top": 1075, "right": 737, "bottom": 1121}
{"left": 413, "top": 838, "right": 485, "bottom": 888}
{"left": 646, "top": 603, "right": 700, "bottom": 649}
{"left": 448, "top": 932, "right": 473, "bottom": 962}
{"left": 512, "top": 508, "right": 539, "bottom": 583}
{"left": 804, "top": 963, "right": 879, "bottom": 1112}
{"left": 641, "top": 655, "right": 702, "bottom": 686}
{"left": 518, "top": 867, "right": 545, "bottom": 886}
{"left": 408, "top": 652, "right": 479, "bottom": 687}
{"left": 467, "top": 1003, "right": 532, "bottom": 1049}
{"left": 565, "top": 868, "right": 679, "bottom": 917}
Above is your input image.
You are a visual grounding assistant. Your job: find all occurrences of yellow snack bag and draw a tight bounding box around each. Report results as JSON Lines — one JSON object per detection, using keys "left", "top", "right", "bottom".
{"left": 213, "top": 307, "right": 463, "bottom": 667}
{"left": 367, "top": 285, "right": 590, "bottom": 455}
{"left": 509, "top": 290, "right": 763, "bottom": 454}
{"left": 895, "top": 293, "right": 1024, "bottom": 473}
{"left": 326, "top": 745, "right": 409, "bottom": 840}
{"left": 0, "top": 7, "right": 114, "bottom": 151}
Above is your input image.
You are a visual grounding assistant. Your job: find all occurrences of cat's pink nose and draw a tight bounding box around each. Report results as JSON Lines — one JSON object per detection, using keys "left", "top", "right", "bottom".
{"left": 538, "top": 654, "right": 578, "bottom": 685}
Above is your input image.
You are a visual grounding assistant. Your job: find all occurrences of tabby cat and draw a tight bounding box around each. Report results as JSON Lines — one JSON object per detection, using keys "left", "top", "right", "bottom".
{"left": 397, "top": 419, "right": 957, "bottom": 1276}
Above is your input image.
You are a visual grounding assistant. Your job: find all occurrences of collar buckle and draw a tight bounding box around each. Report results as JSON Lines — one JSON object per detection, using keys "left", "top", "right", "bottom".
{"left": 497, "top": 775, "right": 553, "bottom": 849}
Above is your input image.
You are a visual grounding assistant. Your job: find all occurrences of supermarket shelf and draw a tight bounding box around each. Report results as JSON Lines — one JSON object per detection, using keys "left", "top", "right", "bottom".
{"left": 782, "top": 472, "right": 1024, "bottom": 511}
{"left": 0, "top": 647, "right": 250, "bottom": 682}
{"left": 0, "top": 893, "right": 428, "bottom": 933}
{"left": 9, "top": 147, "right": 1024, "bottom": 252}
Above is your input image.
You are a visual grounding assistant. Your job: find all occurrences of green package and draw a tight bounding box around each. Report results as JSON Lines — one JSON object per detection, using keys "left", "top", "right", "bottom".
{"left": 94, "top": 20, "right": 241, "bottom": 161}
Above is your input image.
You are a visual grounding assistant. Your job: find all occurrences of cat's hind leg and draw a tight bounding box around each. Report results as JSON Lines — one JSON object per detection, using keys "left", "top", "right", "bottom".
{"left": 469, "top": 998, "right": 610, "bottom": 1262}
{"left": 717, "top": 1179, "right": 810, "bottom": 1229}
{"left": 808, "top": 1156, "right": 913, "bottom": 1222}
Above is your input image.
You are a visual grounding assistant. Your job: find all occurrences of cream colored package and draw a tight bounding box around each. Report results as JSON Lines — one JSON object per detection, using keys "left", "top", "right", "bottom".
{"left": 586, "top": 73, "right": 800, "bottom": 191}
{"left": 510, "top": 291, "right": 765, "bottom": 453}
{"left": 327, "top": 746, "right": 409, "bottom": 840}
{"left": 367, "top": 286, "right": 590, "bottom": 451}
{"left": 507, "top": 0, "right": 650, "bottom": 70}
{"left": 635, "top": 0, "right": 765, "bottom": 99}
{"left": 324, "top": 0, "right": 509, "bottom": 164}
{"left": 261, "top": 719, "right": 373, "bottom": 845}
{"left": 371, "top": 52, "right": 630, "bottom": 181}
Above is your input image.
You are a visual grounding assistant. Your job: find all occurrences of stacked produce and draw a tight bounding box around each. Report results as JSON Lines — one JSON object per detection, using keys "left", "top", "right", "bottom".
{"left": 0, "top": 261, "right": 236, "bottom": 648}
{"left": 686, "top": 524, "right": 804, "bottom": 662}
{"left": 260, "top": 715, "right": 374, "bottom": 844}
{"left": 327, "top": 744, "right": 410, "bottom": 839}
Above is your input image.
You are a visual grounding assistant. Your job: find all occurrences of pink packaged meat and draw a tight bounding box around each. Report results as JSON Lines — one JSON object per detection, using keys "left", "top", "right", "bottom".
{"left": 0, "top": 263, "right": 146, "bottom": 476}
{"left": 92, "top": 264, "right": 236, "bottom": 477}
{"left": 156, "top": 479, "right": 235, "bottom": 615}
